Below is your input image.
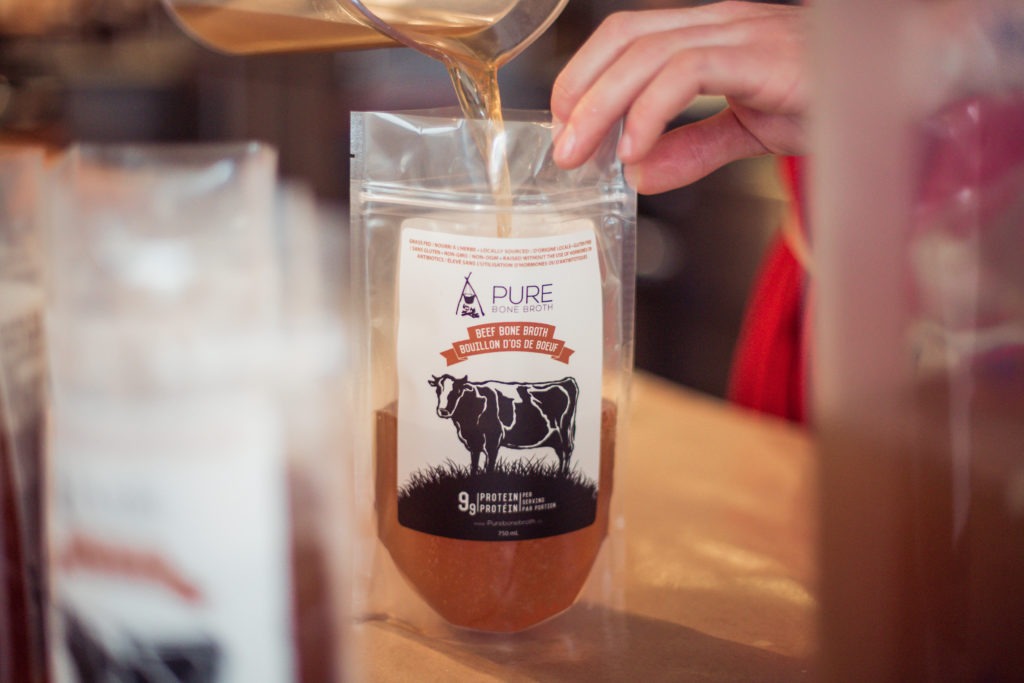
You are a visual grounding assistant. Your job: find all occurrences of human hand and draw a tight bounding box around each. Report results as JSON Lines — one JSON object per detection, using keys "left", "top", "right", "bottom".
{"left": 550, "top": 1, "right": 808, "bottom": 194}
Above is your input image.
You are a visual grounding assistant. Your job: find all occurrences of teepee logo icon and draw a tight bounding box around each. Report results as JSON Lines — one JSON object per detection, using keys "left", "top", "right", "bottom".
{"left": 456, "top": 273, "right": 485, "bottom": 319}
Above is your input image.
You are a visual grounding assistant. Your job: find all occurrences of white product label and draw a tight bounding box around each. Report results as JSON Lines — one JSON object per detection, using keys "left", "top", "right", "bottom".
{"left": 50, "top": 393, "right": 294, "bottom": 683}
{"left": 396, "top": 221, "right": 603, "bottom": 541}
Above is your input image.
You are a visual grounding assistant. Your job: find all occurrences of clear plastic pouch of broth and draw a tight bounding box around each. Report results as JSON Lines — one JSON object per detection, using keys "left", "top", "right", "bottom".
{"left": 351, "top": 109, "right": 636, "bottom": 635}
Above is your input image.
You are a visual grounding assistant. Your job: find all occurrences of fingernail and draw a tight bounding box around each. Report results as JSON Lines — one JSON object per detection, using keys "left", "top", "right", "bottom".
{"left": 552, "top": 118, "right": 565, "bottom": 142}
{"left": 554, "top": 124, "right": 576, "bottom": 163}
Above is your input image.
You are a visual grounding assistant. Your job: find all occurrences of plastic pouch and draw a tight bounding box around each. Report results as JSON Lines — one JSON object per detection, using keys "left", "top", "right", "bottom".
{"left": 351, "top": 109, "right": 636, "bottom": 635}
{"left": 45, "top": 143, "right": 350, "bottom": 683}
{"left": 0, "top": 146, "right": 48, "bottom": 683}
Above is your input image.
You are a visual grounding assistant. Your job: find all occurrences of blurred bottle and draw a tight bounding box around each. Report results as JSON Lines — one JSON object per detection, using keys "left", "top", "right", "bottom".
{"left": 45, "top": 143, "right": 350, "bottom": 683}
{"left": 813, "top": 1, "right": 1024, "bottom": 680}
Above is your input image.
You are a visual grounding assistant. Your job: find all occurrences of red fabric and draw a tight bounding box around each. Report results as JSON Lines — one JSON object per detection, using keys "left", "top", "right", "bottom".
{"left": 728, "top": 157, "right": 807, "bottom": 423}
{"left": 728, "top": 95, "right": 1024, "bottom": 423}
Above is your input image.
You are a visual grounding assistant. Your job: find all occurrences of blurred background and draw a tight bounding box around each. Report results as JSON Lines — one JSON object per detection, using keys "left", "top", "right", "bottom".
{"left": 0, "top": 0, "right": 795, "bottom": 399}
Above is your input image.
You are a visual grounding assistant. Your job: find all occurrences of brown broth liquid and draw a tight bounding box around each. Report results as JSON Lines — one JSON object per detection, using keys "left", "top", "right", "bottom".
{"left": 375, "top": 401, "right": 615, "bottom": 633}
{"left": 446, "top": 61, "right": 514, "bottom": 238}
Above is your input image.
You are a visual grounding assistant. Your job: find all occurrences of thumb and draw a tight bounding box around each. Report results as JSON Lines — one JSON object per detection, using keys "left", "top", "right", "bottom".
{"left": 625, "top": 108, "right": 769, "bottom": 194}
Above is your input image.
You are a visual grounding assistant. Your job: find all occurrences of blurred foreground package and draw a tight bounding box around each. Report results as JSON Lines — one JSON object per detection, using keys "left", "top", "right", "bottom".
{"left": 812, "top": 1, "right": 1024, "bottom": 680}
{"left": 0, "top": 141, "right": 353, "bottom": 683}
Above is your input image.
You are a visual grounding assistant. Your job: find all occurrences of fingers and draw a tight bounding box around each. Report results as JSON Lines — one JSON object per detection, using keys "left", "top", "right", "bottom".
{"left": 554, "top": 39, "right": 791, "bottom": 169}
{"left": 624, "top": 108, "right": 771, "bottom": 195}
{"left": 552, "top": 28, "right": 693, "bottom": 168}
{"left": 551, "top": 2, "right": 806, "bottom": 177}
{"left": 551, "top": 7, "right": 754, "bottom": 168}
{"left": 551, "top": 2, "right": 777, "bottom": 124}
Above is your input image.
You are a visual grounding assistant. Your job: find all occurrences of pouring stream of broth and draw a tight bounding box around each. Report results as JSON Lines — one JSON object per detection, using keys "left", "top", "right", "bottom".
{"left": 346, "top": 0, "right": 567, "bottom": 237}
{"left": 165, "top": 0, "right": 567, "bottom": 236}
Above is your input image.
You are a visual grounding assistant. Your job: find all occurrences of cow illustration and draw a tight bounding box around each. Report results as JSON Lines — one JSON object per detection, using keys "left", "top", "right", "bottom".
{"left": 427, "top": 374, "right": 579, "bottom": 476}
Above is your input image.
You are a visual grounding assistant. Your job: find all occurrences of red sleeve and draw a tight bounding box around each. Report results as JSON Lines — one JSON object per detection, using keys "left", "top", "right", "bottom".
{"left": 727, "top": 156, "right": 808, "bottom": 423}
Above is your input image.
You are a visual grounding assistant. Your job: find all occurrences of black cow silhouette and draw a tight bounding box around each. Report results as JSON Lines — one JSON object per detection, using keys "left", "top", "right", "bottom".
{"left": 428, "top": 374, "right": 579, "bottom": 476}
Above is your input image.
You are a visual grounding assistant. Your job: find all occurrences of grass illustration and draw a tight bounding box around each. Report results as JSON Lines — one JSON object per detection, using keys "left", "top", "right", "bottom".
{"left": 398, "top": 456, "right": 598, "bottom": 539}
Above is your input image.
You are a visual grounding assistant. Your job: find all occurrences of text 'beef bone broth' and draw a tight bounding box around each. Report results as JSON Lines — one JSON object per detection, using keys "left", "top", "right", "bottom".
{"left": 352, "top": 110, "right": 636, "bottom": 632}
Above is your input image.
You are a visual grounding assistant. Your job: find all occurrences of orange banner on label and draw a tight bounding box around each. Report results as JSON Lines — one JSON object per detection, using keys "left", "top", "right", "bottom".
{"left": 440, "top": 322, "right": 575, "bottom": 365}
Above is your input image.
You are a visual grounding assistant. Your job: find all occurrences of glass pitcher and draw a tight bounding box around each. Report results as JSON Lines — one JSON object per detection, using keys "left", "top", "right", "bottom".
{"left": 162, "top": 0, "right": 568, "bottom": 65}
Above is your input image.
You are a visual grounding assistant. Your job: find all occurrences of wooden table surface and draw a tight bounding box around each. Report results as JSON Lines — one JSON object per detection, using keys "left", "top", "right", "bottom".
{"left": 353, "top": 372, "right": 817, "bottom": 682}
